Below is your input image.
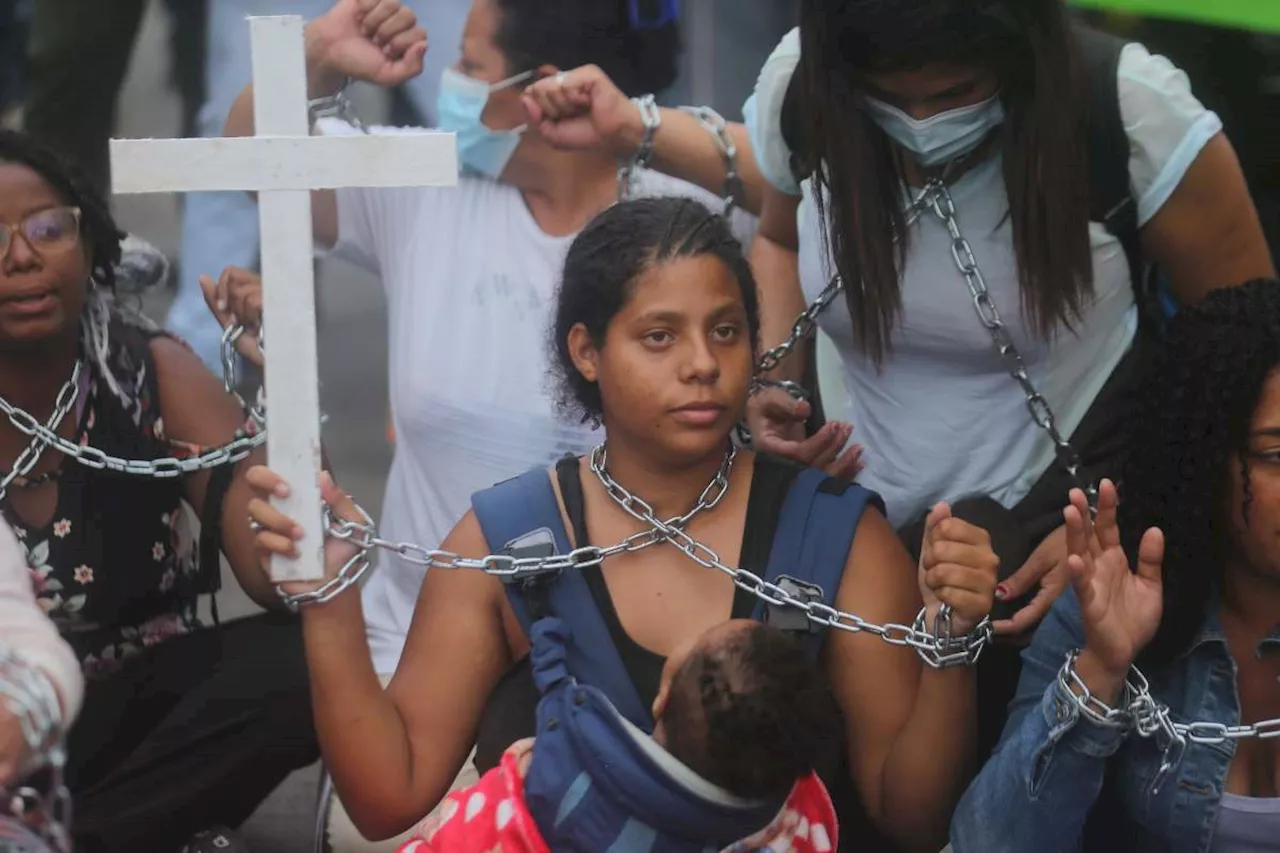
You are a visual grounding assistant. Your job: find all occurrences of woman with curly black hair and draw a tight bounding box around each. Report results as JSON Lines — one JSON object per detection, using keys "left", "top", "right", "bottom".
{"left": 0, "top": 130, "right": 318, "bottom": 852}
{"left": 952, "top": 278, "right": 1280, "bottom": 852}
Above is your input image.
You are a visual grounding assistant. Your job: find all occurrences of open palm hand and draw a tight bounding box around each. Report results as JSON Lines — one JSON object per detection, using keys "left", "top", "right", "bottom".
{"left": 1065, "top": 481, "right": 1165, "bottom": 676}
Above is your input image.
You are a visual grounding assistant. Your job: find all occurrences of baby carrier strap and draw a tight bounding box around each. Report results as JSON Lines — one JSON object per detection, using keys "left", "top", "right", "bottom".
{"left": 757, "top": 468, "right": 885, "bottom": 651}
{"left": 523, "top": 618, "right": 787, "bottom": 852}
{"left": 471, "top": 467, "right": 653, "bottom": 729}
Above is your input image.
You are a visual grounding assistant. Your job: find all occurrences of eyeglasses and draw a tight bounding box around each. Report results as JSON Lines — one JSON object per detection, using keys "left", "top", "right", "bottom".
{"left": 0, "top": 207, "right": 82, "bottom": 261}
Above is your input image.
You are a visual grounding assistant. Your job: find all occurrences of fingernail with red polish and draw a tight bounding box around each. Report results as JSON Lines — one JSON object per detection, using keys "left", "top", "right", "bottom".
{"left": 995, "top": 585, "right": 1009, "bottom": 600}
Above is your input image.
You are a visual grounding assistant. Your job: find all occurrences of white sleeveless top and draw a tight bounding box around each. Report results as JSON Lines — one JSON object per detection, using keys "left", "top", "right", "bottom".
{"left": 746, "top": 30, "right": 1222, "bottom": 526}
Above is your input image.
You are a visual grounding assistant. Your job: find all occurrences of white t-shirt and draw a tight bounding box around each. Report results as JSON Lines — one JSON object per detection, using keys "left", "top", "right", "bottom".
{"left": 745, "top": 32, "right": 1222, "bottom": 527}
{"left": 325, "top": 132, "right": 757, "bottom": 674}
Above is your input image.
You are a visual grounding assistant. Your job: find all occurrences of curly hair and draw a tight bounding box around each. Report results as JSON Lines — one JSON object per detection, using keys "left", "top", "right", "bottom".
{"left": 659, "top": 623, "right": 838, "bottom": 801}
{"left": 550, "top": 197, "right": 760, "bottom": 426}
{"left": 1120, "top": 279, "right": 1280, "bottom": 669}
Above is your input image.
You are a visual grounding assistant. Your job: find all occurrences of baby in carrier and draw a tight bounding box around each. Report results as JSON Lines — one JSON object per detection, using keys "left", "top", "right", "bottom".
{"left": 400, "top": 618, "right": 839, "bottom": 853}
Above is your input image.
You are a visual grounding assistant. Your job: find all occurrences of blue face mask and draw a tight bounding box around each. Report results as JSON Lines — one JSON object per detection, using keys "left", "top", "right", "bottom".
{"left": 436, "top": 68, "right": 535, "bottom": 178}
{"left": 863, "top": 94, "right": 1005, "bottom": 167}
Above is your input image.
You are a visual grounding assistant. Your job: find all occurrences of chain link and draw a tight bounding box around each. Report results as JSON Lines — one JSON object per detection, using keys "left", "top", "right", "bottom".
{"left": 753, "top": 179, "right": 1099, "bottom": 507}
{"left": 0, "top": 365, "right": 80, "bottom": 502}
{"left": 287, "top": 447, "right": 740, "bottom": 613}
{"left": 0, "top": 360, "right": 267, "bottom": 488}
{"left": 926, "top": 183, "right": 1098, "bottom": 506}
{"left": 588, "top": 445, "right": 991, "bottom": 668}
{"left": 617, "top": 95, "right": 661, "bottom": 202}
{"left": 0, "top": 645, "right": 72, "bottom": 853}
{"left": 307, "top": 77, "right": 367, "bottom": 133}
{"left": 1058, "top": 651, "right": 1280, "bottom": 793}
{"left": 292, "top": 444, "right": 990, "bottom": 665}
{"left": 221, "top": 323, "right": 267, "bottom": 429}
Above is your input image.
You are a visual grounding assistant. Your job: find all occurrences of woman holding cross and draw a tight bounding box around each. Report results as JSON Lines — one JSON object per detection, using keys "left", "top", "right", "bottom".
{"left": 0, "top": 131, "right": 318, "bottom": 853}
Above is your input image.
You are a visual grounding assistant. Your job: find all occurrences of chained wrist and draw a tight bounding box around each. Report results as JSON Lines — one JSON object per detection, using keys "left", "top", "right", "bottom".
{"left": 911, "top": 605, "right": 992, "bottom": 669}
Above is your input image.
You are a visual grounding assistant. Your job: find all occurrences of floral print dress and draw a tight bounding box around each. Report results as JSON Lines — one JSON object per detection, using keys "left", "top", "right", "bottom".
{"left": 3, "top": 323, "right": 212, "bottom": 678}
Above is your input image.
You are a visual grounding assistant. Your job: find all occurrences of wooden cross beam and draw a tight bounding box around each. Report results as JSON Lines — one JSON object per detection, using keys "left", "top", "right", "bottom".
{"left": 111, "top": 16, "right": 457, "bottom": 581}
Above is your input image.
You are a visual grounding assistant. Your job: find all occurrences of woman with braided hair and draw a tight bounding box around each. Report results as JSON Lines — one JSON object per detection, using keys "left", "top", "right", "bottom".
{"left": 953, "top": 278, "right": 1280, "bottom": 851}
{"left": 248, "top": 196, "right": 999, "bottom": 852}
{"left": 0, "top": 130, "right": 317, "bottom": 852}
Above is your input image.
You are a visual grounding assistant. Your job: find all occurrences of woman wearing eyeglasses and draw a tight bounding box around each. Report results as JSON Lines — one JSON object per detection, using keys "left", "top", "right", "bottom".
{"left": 0, "top": 131, "right": 318, "bottom": 853}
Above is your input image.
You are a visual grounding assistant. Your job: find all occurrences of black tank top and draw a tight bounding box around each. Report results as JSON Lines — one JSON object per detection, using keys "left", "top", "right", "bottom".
{"left": 470, "top": 454, "right": 901, "bottom": 853}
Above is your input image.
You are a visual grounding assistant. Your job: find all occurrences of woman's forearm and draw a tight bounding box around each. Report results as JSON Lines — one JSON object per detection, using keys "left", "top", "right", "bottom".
{"left": 879, "top": 666, "right": 978, "bottom": 851}
{"left": 299, "top": 591, "right": 424, "bottom": 839}
{"left": 611, "top": 107, "right": 765, "bottom": 216}
{"left": 950, "top": 675, "right": 1121, "bottom": 853}
{"left": 224, "top": 26, "right": 344, "bottom": 139}
{"left": 749, "top": 233, "right": 808, "bottom": 383}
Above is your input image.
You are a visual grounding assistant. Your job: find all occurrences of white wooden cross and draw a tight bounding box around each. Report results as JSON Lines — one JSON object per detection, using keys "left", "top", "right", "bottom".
{"left": 111, "top": 16, "right": 457, "bottom": 581}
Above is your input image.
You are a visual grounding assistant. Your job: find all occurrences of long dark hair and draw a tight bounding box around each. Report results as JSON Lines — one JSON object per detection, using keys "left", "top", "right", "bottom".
{"left": 796, "top": 0, "right": 1092, "bottom": 364}
{"left": 1120, "top": 280, "right": 1280, "bottom": 668}
{"left": 551, "top": 197, "right": 760, "bottom": 425}
{"left": 493, "top": 0, "right": 680, "bottom": 95}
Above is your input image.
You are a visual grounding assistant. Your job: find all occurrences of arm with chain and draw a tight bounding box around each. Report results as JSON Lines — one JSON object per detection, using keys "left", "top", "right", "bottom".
{"left": 223, "top": 0, "right": 428, "bottom": 248}
{"left": 149, "top": 336, "right": 282, "bottom": 610}
{"left": 952, "top": 484, "right": 1165, "bottom": 852}
{"left": 827, "top": 505, "right": 996, "bottom": 852}
{"left": 521, "top": 64, "right": 765, "bottom": 216}
{"left": 247, "top": 471, "right": 513, "bottom": 840}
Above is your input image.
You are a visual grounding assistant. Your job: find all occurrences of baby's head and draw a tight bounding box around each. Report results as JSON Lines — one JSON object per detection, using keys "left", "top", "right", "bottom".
{"left": 651, "top": 620, "right": 837, "bottom": 801}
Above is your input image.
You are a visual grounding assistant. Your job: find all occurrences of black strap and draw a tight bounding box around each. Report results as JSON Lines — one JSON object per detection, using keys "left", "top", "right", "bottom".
{"left": 1075, "top": 27, "right": 1143, "bottom": 257}
{"left": 199, "top": 460, "right": 235, "bottom": 625}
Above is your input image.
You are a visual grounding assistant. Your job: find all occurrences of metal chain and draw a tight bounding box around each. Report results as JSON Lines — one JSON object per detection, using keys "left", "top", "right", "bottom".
{"left": 221, "top": 323, "right": 267, "bottom": 429}
{"left": 754, "top": 184, "right": 935, "bottom": 374}
{"left": 677, "top": 106, "right": 743, "bottom": 219}
{"left": 298, "top": 444, "right": 992, "bottom": 667}
{"left": 0, "top": 365, "right": 80, "bottom": 502}
{"left": 617, "top": 94, "right": 661, "bottom": 202}
{"left": 754, "top": 178, "right": 1099, "bottom": 506}
{"left": 1058, "top": 651, "right": 1280, "bottom": 794}
{"left": 314, "top": 447, "right": 739, "bottom": 585}
{"left": 927, "top": 183, "right": 1098, "bottom": 506}
{"left": 0, "top": 363, "right": 267, "bottom": 484}
{"left": 588, "top": 445, "right": 991, "bottom": 668}
{"left": 0, "top": 645, "right": 72, "bottom": 853}
{"left": 307, "top": 77, "right": 367, "bottom": 134}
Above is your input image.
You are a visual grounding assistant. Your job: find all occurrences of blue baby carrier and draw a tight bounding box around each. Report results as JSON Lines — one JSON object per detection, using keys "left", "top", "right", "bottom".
{"left": 472, "top": 460, "right": 879, "bottom": 850}
{"left": 520, "top": 617, "right": 787, "bottom": 852}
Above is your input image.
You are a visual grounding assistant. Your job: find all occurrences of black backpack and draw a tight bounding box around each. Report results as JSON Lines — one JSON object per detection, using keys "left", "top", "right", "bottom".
{"left": 778, "top": 26, "right": 1160, "bottom": 427}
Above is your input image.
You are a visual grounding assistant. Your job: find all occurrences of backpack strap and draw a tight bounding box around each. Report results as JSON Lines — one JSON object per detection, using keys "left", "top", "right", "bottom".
{"left": 470, "top": 468, "right": 653, "bottom": 729}
{"left": 755, "top": 468, "right": 885, "bottom": 653}
{"left": 1074, "top": 24, "right": 1172, "bottom": 336}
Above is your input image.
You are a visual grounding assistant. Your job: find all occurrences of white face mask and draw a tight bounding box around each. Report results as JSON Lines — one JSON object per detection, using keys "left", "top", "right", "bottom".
{"left": 863, "top": 94, "right": 1005, "bottom": 167}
